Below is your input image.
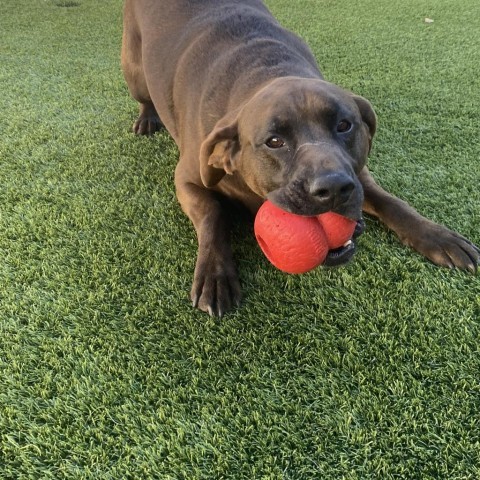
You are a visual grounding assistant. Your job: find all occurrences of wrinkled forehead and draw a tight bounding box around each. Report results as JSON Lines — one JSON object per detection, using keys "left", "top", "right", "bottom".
{"left": 241, "top": 78, "right": 357, "bottom": 133}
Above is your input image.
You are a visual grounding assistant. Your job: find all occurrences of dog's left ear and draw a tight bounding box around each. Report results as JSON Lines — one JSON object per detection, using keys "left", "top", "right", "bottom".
{"left": 352, "top": 95, "right": 377, "bottom": 153}
{"left": 200, "top": 110, "right": 241, "bottom": 187}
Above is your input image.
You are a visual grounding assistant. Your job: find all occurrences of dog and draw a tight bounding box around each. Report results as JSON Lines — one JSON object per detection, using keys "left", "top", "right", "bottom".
{"left": 121, "top": 0, "right": 479, "bottom": 316}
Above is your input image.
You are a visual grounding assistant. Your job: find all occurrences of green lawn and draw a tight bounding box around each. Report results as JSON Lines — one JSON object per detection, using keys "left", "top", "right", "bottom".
{"left": 1, "top": 0, "right": 479, "bottom": 478}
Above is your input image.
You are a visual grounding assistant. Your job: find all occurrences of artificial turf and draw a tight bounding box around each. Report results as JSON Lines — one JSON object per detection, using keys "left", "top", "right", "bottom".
{"left": 0, "top": 0, "right": 479, "bottom": 478}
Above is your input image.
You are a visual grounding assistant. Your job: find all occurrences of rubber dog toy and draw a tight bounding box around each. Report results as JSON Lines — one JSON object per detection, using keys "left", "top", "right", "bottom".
{"left": 254, "top": 200, "right": 357, "bottom": 273}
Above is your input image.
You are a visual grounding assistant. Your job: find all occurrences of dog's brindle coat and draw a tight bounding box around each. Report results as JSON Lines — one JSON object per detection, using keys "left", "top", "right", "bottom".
{"left": 122, "top": 0, "right": 479, "bottom": 316}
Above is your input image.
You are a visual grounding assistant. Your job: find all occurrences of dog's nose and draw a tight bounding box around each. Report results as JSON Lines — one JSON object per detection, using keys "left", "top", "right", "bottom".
{"left": 308, "top": 173, "right": 355, "bottom": 205}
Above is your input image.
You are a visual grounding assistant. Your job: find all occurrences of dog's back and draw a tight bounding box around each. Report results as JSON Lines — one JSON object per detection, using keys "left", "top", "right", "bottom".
{"left": 123, "top": 0, "right": 320, "bottom": 139}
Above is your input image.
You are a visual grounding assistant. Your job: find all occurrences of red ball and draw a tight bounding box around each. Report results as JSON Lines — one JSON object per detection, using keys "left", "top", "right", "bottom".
{"left": 254, "top": 201, "right": 357, "bottom": 274}
{"left": 254, "top": 201, "right": 329, "bottom": 274}
{"left": 317, "top": 212, "right": 357, "bottom": 249}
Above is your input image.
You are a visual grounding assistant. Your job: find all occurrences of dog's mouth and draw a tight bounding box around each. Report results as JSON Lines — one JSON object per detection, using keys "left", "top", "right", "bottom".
{"left": 323, "top": 218, "right": 365, "bottom": 267}
{"left": 264, "top": 185, "right": 366, "bottom": 267}
{"left": 266, "top": 184, "right": 363, "bottom": 221}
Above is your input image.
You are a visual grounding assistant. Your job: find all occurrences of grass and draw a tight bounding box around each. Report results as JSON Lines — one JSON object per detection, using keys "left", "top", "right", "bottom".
{"left": 0, "top": 0, "right": 479, "bottom": 478}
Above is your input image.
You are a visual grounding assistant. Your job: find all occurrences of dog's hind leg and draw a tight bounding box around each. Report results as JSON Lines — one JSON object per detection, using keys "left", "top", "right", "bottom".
{"left": 121, "top": 2, "right": 162, "bottom": 136}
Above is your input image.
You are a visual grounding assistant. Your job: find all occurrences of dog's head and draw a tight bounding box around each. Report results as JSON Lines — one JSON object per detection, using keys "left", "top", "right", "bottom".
{"left": 200, "top": 77, "right": 376, "bottom": 220}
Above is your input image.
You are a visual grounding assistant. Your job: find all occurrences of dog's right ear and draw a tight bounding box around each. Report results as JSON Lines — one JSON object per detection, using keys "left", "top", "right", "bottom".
{"left": 199, "top": 110, "right": 241, "bottom": 188}
{"left": 352, "top": 95, "right": 377, "bottom": 154}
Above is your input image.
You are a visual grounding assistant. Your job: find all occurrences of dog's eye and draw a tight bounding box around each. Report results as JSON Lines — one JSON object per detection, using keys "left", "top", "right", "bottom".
{"left": 337, "top": 120, "right": 353, "bottom": 133}
{"left": 265, "top": 136, "right": 285, "bottom": 149}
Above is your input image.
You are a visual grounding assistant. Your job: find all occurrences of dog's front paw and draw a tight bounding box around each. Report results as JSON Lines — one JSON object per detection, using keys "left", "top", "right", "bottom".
{"left": 407, "top": 221, "right": 479, "bottom": 273}
{"left": 190, "top": 250, "right": 242, "bottom": 317}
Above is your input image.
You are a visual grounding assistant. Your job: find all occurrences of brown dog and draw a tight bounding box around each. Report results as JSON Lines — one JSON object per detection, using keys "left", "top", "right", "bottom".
{"left": 121, "top": 0, "right": 479, "bottom": 316}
